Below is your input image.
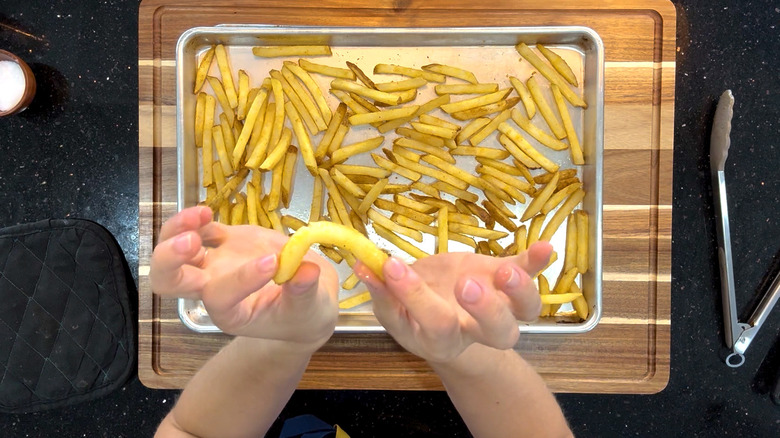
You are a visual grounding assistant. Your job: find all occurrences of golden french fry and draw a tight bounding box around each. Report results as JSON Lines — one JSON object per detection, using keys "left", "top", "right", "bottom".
{"left": 245, "top": 102, "right": 274, "bottom": 168}
{"left": 486, "top": 240, "right": 503, "bottom": 256}
{"left": 206, "top": 168, "right": 248, "bottom": 210}
{"left": 308, "top": 175, "right": 323, "bottom": 223}
{"left": 358, "top": 178, "right": 389, "bottom": 215}
{"left": 284, "top": 61, "right": 332, "bottom": 123}
{"left": 236, "top": 90, "right": 271, "bottom": 168}
{"left": 440, "top": 88, "right": 511, "bottom": 114}
{"left": 394, "top": 138, "right": 454, "bottom": 164}
{"left": 271, "top": 69, "right": 318, "bottom": 134}
{"left": 575, "top": 210, "right": 589, "bottom": 274}
{"left": 373, "top": 223, "right": 430, "bottom": 260}
{"left": 206, "top": 76, "right": 236, "bottom": 125}
{"left": 375, "top": 199, "right": 435, "bottom": 225}
{"left": 236, "top": 70, "right": 250, "bottom": 120}
{"left": 541, "top": 292, "right": 582, "bottom": 305}
{"left": 220, "top": 113, "right": 236, "bottom": 155}
{"left": 266, "top": 207, "right": 284, "bottom": 234}
{"left": 542, "top": 182, "right": 583, "bottom": 215}
{"left": 557, "top": 177, "right": 581, "bottom": 191}
{"left": 554, "top": 267, "right": 579, "bottom": 295}
{"left": 253, "top": 45, "right": 332, "bottom": 57}
{"left": 527, "top": 74, "right": 566, "bottom": 140}
{"left": 339, "top": 290, "right": 372, "bottom": 309}
{"left": 539, "top": 189, "right": 586, "bottom": 242}
{"left": 268, "top": 78, "right": 286, "bottom": 148}
{"left": 502, "top": 139, "right": 542, "bottom": 170}
{"left": 449, "top": 222, "right": 508, "bottom": 240}
{"left": 194, "top": 92, "right": 207, "bottom": 148}
{"left": 392, "top": 145, "right": 421, "bottom": 163}
{"left": 475, "top": 157, "right": 520, "bottom": 177}
{"left": 396, "top": 126, "right": 446, "bottom": 148}
{"left": 259, "top": 128, "right": 293, "bottom": 171}
{"left": 456, "top": 199, "right": 493, "bottom": 228}
{"left": 456, "top": 117, "right": 491, "bottom": 145}
{"left": 422, "top": 63, "right": 478, "bottom": 84}
{"left": 372, "top": 153, "right": 422, "bottom": 182}
{"left": 267, "top": 157, "right": 284, "bottom": 212}
{"left": 451, "top": 146, "right": 509, "bottom": 160}
{"left": 281, "top": 146, "right": 298, "bottom": 208}
{"left": 535, "top": 169, "right": 576, "bottom": 184}
{"left": 430, "top": 180, "right": 480, "bottom": 203}
{"left": 349, "top": 210, "right": 368, "bottom": 234}
{"left": 201, "top": 96, "right": 217, "bottom": 187}
{"left": 393, "top": 214, "right": 477, "bottom": 249}
{"left": 375, "top": 77, "right": 427, "bottom": 92}
{"left": 246, "top": 183, "right": 260, "bottom": 226}
{"left": 526, "top": 213, "right": 546, "bottom": 247}
{"left": 450, "top": 97, "right": 520, "bottom": 121}
{"left": 435, "top": 83, "right": 498, "bottom": 95}
{"left": 419, "top": 114, "right": 460, "bottom": 131}
{"left": 468, "top": 109, "right": 512, "bottom": 146}
{"left": 330, "top": 79, "right": 402, "bottom": 106}
{"left": 212, "top": 126, "right": 234, "bottom": 177}
{"left": 392, "top": 152, "right": 469, "bottom": 190}
{"left": 377, "top": 95, "right": 450, "bottom": 134}
{"left": 327, "top": 123, "right": 350, "bottom": 157}
{"left": 284, "top": 101, "right": 317, "bottom": 176}
{"left": 330, "top": 168, "right": 366, "bottom": 198}
{"left": 342, "top": 273, "right": 361, "bottom": 290}
{"left": 564, "top": 213, "right": 578, "bottom": 272}
{"left": 194, "top": 46, "right": 215, "bottom": 94}
{"left": 275, "top": 222, "right": 387, "bottom": 283}
{"left": 368, "top": 209, "right": 423, "bottom": 243}
{"left": 410, "top": 122, "right": 458, "bottom": 140}
{"left": 481, "top": 175, "right": 527, "bottom": 203}
{"left": 330, "top": 90, "right": 371, "bottom": 117}
{"left": 281, "top": 66, "right": 328, "bottom": 131}
{"left": 514, "top": 225, "right": 527, "bottom": 253}
{"left": 346, "top": 174, "right": 379, "bottom": 185}
{"left": 345, "top": 61, "right": 377, "bottom": 90}
{"left": 410, "top": 181, "right": 441, "bottom": 198}
{"left": 319, "top": 169, "right": 351, "bottom": 226}
{"left": 348, "top": 92, "right": 382, "bottom": 113}
{"left": 409, "top": 194, "right": 456, "bottom": 212}
{"left": 515, "top": 42, "right": 586, "bottom": 108}
{"left": 482, "top": 200, "right": 518, "bottom": 232}
{"left": 536, "top": 43, "right": 578, "bottom": 87}
{"left": 476, "top": 241, "right": 491, "bottom": 255}
{"left": 335, "top": 164, "right": 390, "bottom": 179}
{"left": 522, "top": 172, "right": 560, "bottom": 221}
{"left": 299, "top": 58, "right": 355, "bottom": 80}
{"left": 420, "top": 155, "right": 486, "bottom": 191}
{"left": 348, "top": 105, "right": 419, "bottom": 125}
{"left": 214, "top": 45, "right": 238, "bottom": 108}
{"left": 331, "top": 137, "right": 385, "bottom": 165}
{"left": 281, "top": 215, "right": 307, "bottom": 232}
{"left": 551, "top": 84, "right": 584, "bottom": 165}
{"left": 373, "top": 63, "right": 445, "bottom": 82}
{"left": 499, "top": 243, "right": 518, "bottom": 257}
{"left": 508, "top": 107, "right": 567, "bottom": 150}
{"left": 436, "top": 208, "right": 448, "bottom": 254}
{"left": 394, "top": 195, "right": 437, "bottom": 214}
{"left": 570, "top": 283, "right": 589, "bottom": 320}
{"left": 320, "top": 245, "right": 344, "bottom": 264}
{"left": 508, "top": 76, "right": 536, "bottom": 119}
{"left": 231, "top": 193, "right": 247, "bottom": 225}
{"left": 498, "top": 121, "right": 559, "bottom": 173}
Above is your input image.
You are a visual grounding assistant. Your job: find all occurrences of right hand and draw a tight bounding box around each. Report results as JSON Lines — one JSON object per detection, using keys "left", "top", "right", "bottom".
{"left": 355, "top": 242, "right": 552, "bottom": 364}
{"left": 149, "top": 206, "right": 340, "bottom": 350}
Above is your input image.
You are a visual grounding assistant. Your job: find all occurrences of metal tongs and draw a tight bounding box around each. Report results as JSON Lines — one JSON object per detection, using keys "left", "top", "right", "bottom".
{"left": 711, "top": 90, "right": 780, "bottom": 367}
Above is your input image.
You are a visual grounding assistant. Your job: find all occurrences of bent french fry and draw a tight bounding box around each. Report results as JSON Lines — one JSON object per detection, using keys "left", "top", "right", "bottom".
{"left": 275, "top": 222, "right": 388, "bottom": 283}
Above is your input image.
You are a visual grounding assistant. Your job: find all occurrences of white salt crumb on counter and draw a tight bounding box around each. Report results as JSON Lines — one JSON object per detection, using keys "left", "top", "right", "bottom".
{"left": 0, "top": 60, "right": 26, "bottom": 112}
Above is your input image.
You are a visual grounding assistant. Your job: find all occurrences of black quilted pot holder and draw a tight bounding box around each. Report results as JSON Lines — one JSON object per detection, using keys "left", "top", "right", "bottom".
{"left": 0, "top": 219, "right": 135, "bottom": 413}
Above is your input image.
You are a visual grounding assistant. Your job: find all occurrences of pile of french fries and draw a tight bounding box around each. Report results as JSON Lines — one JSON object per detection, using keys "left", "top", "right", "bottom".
{"left": 192, "top": 42, "right": 590, "bottom": 320}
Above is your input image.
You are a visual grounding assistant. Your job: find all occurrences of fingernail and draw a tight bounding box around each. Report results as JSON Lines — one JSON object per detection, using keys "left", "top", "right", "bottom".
{"left": 505, "top": 267, "right": 529, "bottom": 290}
{"left": 173, "top": 233, "right": 192, "bottom": 253}
{"left": 385, "top": 257, "right": 407, "bottom": 281}
{"left": 255, "top": 254, "right": 278, "bottom": 274}
{"left": 460, "top": 279, "right": 483, "bottom": 304}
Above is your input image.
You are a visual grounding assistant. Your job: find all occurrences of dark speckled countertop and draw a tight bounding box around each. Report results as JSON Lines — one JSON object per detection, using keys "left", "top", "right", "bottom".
{"left": 1, "top": 0, "right": 779, "bottom": 436}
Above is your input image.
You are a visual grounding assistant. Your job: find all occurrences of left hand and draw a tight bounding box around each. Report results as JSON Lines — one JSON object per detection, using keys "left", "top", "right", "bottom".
{"left": 354, "top": 242, "right": 552, "bottom": 364}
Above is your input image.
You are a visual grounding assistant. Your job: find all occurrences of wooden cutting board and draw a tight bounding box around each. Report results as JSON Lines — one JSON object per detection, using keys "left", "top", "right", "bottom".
{"left": 138, "top": 0, "right": 675, "bottom": 393}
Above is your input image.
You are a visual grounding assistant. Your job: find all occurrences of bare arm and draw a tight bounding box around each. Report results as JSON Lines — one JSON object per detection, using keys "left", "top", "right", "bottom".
{"left": 156, "top": 337, "right": 316, "bottom": 438}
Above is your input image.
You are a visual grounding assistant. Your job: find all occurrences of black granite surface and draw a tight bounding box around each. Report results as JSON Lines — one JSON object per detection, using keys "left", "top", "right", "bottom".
{"left": 1, "top": 0, "right": 779, "bottom": 436}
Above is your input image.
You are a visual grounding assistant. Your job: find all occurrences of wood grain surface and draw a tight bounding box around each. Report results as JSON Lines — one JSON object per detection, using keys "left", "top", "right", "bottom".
{"left": 138, "top": 0, "right": 676, "bottom": 393}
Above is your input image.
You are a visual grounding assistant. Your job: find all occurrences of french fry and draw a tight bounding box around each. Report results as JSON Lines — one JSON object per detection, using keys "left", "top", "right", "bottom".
{"left": 345, "top": 61, "right": 377, "bottom": 90}
{"left": 284, "top": 101, "right": 318, "bottom": 176}
{"left": 331, "top": 136, "right": 385, "bottom": 165}
{"left": 410, "top": 122, "right": 458, "bottom": 140}
{"left": 236, "top": 70, "right": 250, "bottom": 120}
{"left": 430, "top": 181, "right": 479, "bottom": 203}
{"left": 451, "top": 146, "right": 509, "bottom": 160}
{"left": 521, "top": 172, "right": 560, "bottom": 221}
{"left": 408, "top": 195, "right": 457, "bottom": 212}
{"left": 422, "top": 63, "right": 478, "bottom": 84}
{"left": 258, "top": 128, "right": 293, "bottom": 171}
{"left": 498, "top": 122, "right": 559, "bottom": 173}
{"left": 245, "top": 102, "right": 274, "bottom": 167}
{"left": 343, "top": 273, "right": 363, "bottom": 291}
{"left": 206, "top": 168, "right": 249, "bottom": 210}
{"left": 375, "top": 199, "right": 435, "bottom": 225}
{"left": 542, "top": 182, "right": 583, "bottom": 214}
{"left": 358, "top": 178, "right": 389, "bottom": 215}
{"left": 281, "top": 146, "right": 298, "bottom": 208}
{"left": 482, "top": 200, "right": 518, "bottom": 232}
{"left": 440, "top": 88, "right": 511, "bottom": 114}
{"left": 419, "top": 114, "right": 460, "bottom": 131}
{"left": 349, "top": 210, "right": 368, "bottom": 235}
{"left": 335, "top": 164, "right": 390, "bottom": 179}
{"left": 372, "top": 153, "right": 422, "bottom": 182}
{"left": 213, "top": 164, "right": 231, "bottom": 224}
{"left": 475, "top": 157, "right": 521, "bottom": 177}
{"left": 375, "top": 77, "right": 427, "bottom": 92}
{"left": 509, "top": 107, "right": 567, "bottom": 151}
{"left": 308, "top": 175, "right": 323, "bottom": 222}
{"left": 373, "top": 63, "right": 445, "bottom": 82}
{"left": 435, "top": 83, "right": 498, "bottom": 95}
{"left": 447, "top": 212, "right": 479, "bottom": 227}
{"left": 299, "top": 58, "right": 355, "bottom": 80}
{"left": 552, "top": 84, "right": 584, "bottom": 165}
{"left": 570, "top": 283, "right": 589, "bottom": 320}
{"left": 396, "top": 126, "right": 446, "bottom": 148}
{"left": 557, "top": 177, "right": 581, "bottom": 191}
{"left": 266, "top": 207, "right": 284, "bottom": 234}
{"left": 575, "top": 210, "right": 589, "bottom": 274}
{"left": 393, "top": 214, "right": 477, "bottom": 249}
{"left": 456, "top": 117, "right": 491, "bottom": 144}
{"left": 499, "top": 243, "right": 518, "bottom": 257}
{"left": 255, "top": 190, "right": 272, "bottom": 228}
{"left": 535, "top": 169, "right": 576, "bottom": 184}
{"left": 377, "top": 94, "right": 450, "bottom": 134}
{"left": 394, "top": 153, "right": 469, "bottom": 190}
{"left": 330, "top": 168, "right": 366, "bottom": 198}
{"left": 410, "top": 181, "right": 441, "bottom": 198}
{"left": 348, "top": 105, "right": 419, "bottom": 125}
{"left": 346, "top": 174, "right": 379, "bottom": 184}
{"left": 281, "top": 66, "right": 328, "bottom": 131}
{"left": 487, "top": 240, "right": 504, "bottom": 256}
{"left": 481, "top": 175, "right": 527, "bottom": 203}
{"left": 212, "top": 126, "right": 234, "bottom": 177}
{"left": 206, "top": 76, "right": 236, "bottom": 125}
{"left": 281, "top": 215, "right": 307, "bottom": 232}
{"left": 514, "top": 225, "right": 528, "bottom": 253}
{"left": 540, "top": 292, "right": 582, "bottom": 305}
{"left": 267, "top": 158, "right": 284, "bottom": 211}
{"left": 394, "top": 138, "right": 455, "bottom": 163}
{"left": 564, "top": 213, "right": 578, "bottom": 272}
{"left": 468, "top": 109, "right": 512, "bottom": 146}
{"left": 246, "top": 183, "right": 260, "bottom": 226}
{"left": 538, "top": 274, "right": 551, "bottom": 316}
{"left": 368, "top": 209, "right": 423, "bottom": 243}
{"left": 392, "top": 145, "right": 422, "bottom": 163}
{"left": 276, "top": 222, "right": 387, "bottom": 283}
{"left": 253, "top": 45, "right": 332, "bottom": 57}
{"left": 201, "top": 95, "right": 217, "bottom": 187}
{"left": 220, "top": 113, "right": 236, "bottom": 155}
{"left": 348, "top": 92, "right": 382, "bottom": 113}
{"left": 372, "top": 223, "right": 430, "bottom": 260}
{"left": 327, "top": 123, "right": 350, "bottom": 157}
{"left": 331, "top": 79, "right": 401, "bottom": 105}
{"left": 421, "top": 155, "right": 492, "bottom": 193}
{"left": 271, "top": 69, "right": 318, "bottom": 134}
{"left": 526, "top": 74, "right": 566, "bottom": 140}
{"left": 515, "top": 42, "right": 586, "bottom": 108}
{"left": 508, "top": 76, "right": 536, "bottom": 119}
{"left": 450, "top": 97, "right": 520, "bottom": 121}
{"left": 237, "top": 90, "right": 271, "bottom": 168}
{"left": 450, "top": 222, "right": 508, "bottom": 240}
{"left": 284, "top": 61, "right": 332, "bottom": 123}
{"left": 526, "top": 214, "right": 546, "bottom": 247}
{"left": 394, "top": 195, "right": 438, "bottom": 214}
{"left": 339, "top": 290, "right": 372, "bottom": 309}
{"left": 505, "top": 141, "right": 542, "bottom": 170}
{"left": 269, "top": 78, "right": 286, "bottom": 148}
{"left": 476, "top": 241, "right": 491, "bottom": 255}
{"left": 554, "top": 267, "right": 579, "bottom": 295}
{"left": 194, "top": 46, "right": 215, "bottom": 94}
{"left": 320, "top": 245, "right": 344, "bottom": 264}
{"left": 194, "top": 92, "right": 207, "bottom": 148}
{"left": 458, "top": 200, "right": 494, "bottom": 229}
{"left": 214, "top": 45, "right": 238, "bottom": 108}
{"left": 319, "top": 169, "right": 351, "bottom": 226}
{"left": 536, "top": 43, "right": 578, "bottom": 86}
{"left": 539, "top": 189, "right": 586, "bottom": 242}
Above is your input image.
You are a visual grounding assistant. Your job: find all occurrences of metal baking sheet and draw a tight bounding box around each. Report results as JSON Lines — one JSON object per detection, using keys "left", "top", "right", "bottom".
{"left": 175, "top": 25, "right": 604, "bottom": 334}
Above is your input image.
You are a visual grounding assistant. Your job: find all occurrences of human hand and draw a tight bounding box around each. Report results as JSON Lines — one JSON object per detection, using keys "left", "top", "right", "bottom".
{"left": 149, "top": 206, "right": 340, "bottom": 350}
{"left": 354, "top": 242, "right": 552, "bottom": 364}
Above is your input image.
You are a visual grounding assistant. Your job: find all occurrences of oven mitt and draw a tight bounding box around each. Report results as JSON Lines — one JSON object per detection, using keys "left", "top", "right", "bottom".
{"left": 0, "top": 219, "right": 135, "bottom": 413}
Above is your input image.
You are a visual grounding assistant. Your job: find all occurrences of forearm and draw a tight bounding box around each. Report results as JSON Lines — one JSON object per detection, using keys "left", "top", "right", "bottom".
{"left": 431, "top": 345, "right": 572, "bottom": 438}
{"left": 156, "top": 336, "right": 315, "bottom": 438}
